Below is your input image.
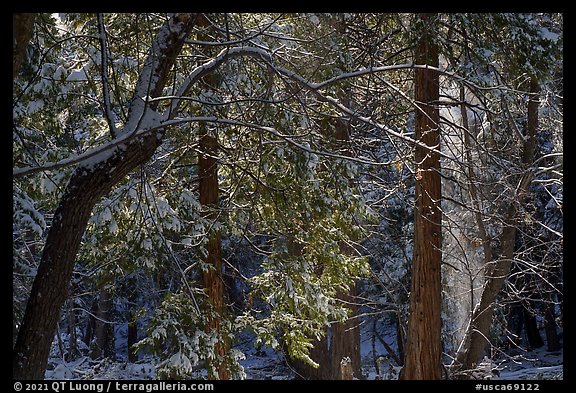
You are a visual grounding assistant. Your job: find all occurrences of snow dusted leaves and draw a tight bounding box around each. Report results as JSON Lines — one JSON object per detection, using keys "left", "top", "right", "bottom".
{"left": 13, "top": 187, "right": 47, "bottom": 237}
{"left": 138, "top": 292, "right": 246, "bottom": 379}
{"left": 83, "top": 179, "right": 209, "bottom": 273}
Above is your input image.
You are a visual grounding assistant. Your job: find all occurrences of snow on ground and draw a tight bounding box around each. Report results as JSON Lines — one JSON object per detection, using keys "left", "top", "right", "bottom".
{"left": 494, "top": 345, "right": 563, "bottom": 380}
{"left": 44, "top": 317, "right": 562, "bottom": 380}
{"left": 45, "top": 357, "right": 156, "bottom": 380}
{"left": 236, "top": 332, "right": 294, "bottom": 380}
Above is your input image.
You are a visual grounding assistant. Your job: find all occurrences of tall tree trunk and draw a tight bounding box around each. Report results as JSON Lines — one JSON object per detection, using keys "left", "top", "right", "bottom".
{"left": 456, "top": 77, "right": 540, "bottom": 374}
{"left": 83, "top": 300, "right": 98, "bottom": 348}
{"left": 12, "top": 14, "right": 197, "bottom": 380}
{"left": 401, "top": 13, "right": 442, "bottom": 380}
{"left": 287, "top": 114, "right": 362, "bottom": 380}
{"left": 13, "top": 13, "right": 36, "bottom": 78}
{"left": 328, "top": 100, "right": 362, "bottom": 381}
{"left": 199, "top": 130, "right": 230, "bottom": 380}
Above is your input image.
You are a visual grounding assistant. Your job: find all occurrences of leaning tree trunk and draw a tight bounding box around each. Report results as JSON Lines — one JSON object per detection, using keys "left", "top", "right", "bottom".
{"left": 12, "top": 14, "right": 197, "bottom": 380}
{"left": 401, "top": 12, "right": 443, "bottom": 380}
{"left": 456, "top": 77, "right": 540, "bottom": 373}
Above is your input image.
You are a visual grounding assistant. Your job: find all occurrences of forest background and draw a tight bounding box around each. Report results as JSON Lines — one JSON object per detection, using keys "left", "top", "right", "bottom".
{"left": 12, "top": 13, "right": 563, "bottom": 380}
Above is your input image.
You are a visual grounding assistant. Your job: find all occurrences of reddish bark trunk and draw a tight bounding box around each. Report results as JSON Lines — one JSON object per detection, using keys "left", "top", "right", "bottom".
{"left": 401, "top": 13, "right": 443, "bottom": 380}
{"left": 199, "top": 132, "right": 230, "bottom": 380}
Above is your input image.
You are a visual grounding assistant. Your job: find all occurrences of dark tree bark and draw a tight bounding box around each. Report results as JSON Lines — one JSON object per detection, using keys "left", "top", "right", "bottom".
{"left": 396, "top": 313, "right": 406, "bottom": 365}
{"left": 127, "top": 278, "right": 139, "bottom": 363}
{"left": 13, "top": 132, "right": 164, "bottom": 380}
{"left": 12, "top": 14, "right": 198, "bottom": 380}
{"left": 83, "top": 300, "right": 98, "bottom": 348}
{"left": 91, "top": 288, "right": 115, "bottom": 360}
{"left": 13, "top": 13, "right": 36, "bottom": 78}
{"left": 523, "top": 307, "right": 544, "bottom": 349}
{"left": 66, "top": 301, "right": 80, "bottom": 361}
{"left": 456, "top": 77, "right": 541, "bottom": 374}
{"left": 401, "top": 13, "right": 443, "bottom": 380}
{"left": 543, "top": 300, "right": 560, "bottom": 352}
{"left": 127, "top": 320, "right": 138, "bottom": 363}
{"left": 199, "top": 131, "right": 230, "bottom": 380}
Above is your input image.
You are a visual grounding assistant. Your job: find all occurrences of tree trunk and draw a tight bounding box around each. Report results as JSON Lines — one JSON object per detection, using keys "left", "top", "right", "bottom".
{"left": 125, "top": 275, "right": 139, "bottom": 363}
{"left": 401, "top": 13, "right": 443, "bottom": 380}
{"left": 328, "top": 94, "right": 361, "bottom": 381}
{"left": 456, "top": 215, "right": 516, "bottom": 373}
{"left": 13, "top": 13, "right": 36, "bottom": 78}
{"left": 66, "top": 300, "right": 80, "bottom": 361}
{"left": 12, "top": 14, "right": 197, "bottom": 380}
{"left": 283, "top": 237, "right": 332, "bottom": 380}
{"left": 396, "top": 312, "right": 405, "bottom": 366}
{"left": 83, "top": 300, "right": 98, "bottom": 348}
{"left": 330, "top": 287, "right": 361, "bottom": 380}
{"left": 127, "top": 320, "right": 138, "bottom": 363}
{"left": 199, "top": 131, "right": 230, "bottom": 380}
{"left": 456, "top": 77, "right": 540, "bottom": 374}
{"left": 290, "top": 336, "right": 331, "bottom": 380}
{"left": 543, "top": 300, "right": 560, "bottom": 352}
{"left": 92, "top": 288, "right": 115, "bottom": 360}
{"left": 523, "top": 306, "right": 544, "bottom": 349}
{"left": 284, "top": 293, "right": 361, "bottom": 380}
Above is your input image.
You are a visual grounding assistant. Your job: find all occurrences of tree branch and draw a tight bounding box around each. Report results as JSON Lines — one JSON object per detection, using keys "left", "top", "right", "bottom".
{"left": 97, "top": 13, "right": 118, "bottom": 138}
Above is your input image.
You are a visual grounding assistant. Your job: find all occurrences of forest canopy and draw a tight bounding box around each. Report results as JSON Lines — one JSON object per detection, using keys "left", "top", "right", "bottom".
{"left": 13, "top": 13, "right": 562, "bottom": 380}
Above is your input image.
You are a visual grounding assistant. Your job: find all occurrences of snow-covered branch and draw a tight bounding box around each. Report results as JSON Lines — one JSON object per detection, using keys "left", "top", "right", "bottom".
{"left": 15, "top": 44, "right": 457, "bottom": 178}
{"left": 174, "top": 46, "right": 454, "bottom": 160}
{"left": 257, "top": 59, "right": 453, "bottom": 160}
{"left": 122, "top": 13, "right": 198, "bottom": 137}
{"left": 14, "top": 13, "right": 198, "bottom": 178}
{"left": 14, "top": 41, "right": 513, "bottom": 179}
{"left": 12, "top": 125, "right": 164, "bottom": 178}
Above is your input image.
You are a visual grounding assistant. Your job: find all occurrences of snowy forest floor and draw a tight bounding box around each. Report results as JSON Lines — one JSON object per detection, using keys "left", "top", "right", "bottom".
{"left": 44, "top": 317, "right": 563, "bottom": 380}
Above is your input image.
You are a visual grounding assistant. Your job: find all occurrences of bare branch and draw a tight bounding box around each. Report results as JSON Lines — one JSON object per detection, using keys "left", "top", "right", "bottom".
{"left": 96, "top": 13, "right": 118, "bottom": 138}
